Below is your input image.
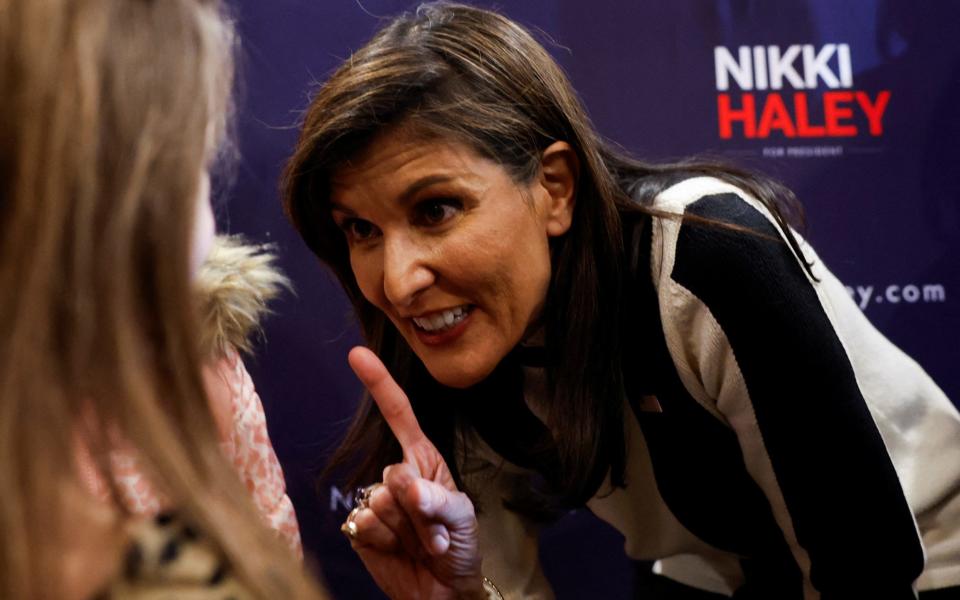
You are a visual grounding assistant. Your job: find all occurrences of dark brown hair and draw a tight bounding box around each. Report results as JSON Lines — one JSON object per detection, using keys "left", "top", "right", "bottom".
{"left": 282, "top": 2, "right": 806, "bottom": 516}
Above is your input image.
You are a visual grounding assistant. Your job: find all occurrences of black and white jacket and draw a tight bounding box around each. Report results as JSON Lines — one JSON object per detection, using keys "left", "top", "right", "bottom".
{"left": 464, "top": 177, "right": 960, "bottom": 599}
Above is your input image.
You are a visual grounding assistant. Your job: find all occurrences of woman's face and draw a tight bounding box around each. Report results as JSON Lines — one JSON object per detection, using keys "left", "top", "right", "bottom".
{"left": 330, "top": 131, "right": 574, "bottom": 388}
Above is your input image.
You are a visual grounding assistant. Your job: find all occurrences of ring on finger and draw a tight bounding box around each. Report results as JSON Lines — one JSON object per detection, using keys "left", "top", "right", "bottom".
{"left": 354, "top": 482, "right": 382, "bottom": 510}
{"left": 340, "top": 519, "right": 358, "bottom": 540}
{"left": 340, "top": 507, "right": 362, "bottom": 541}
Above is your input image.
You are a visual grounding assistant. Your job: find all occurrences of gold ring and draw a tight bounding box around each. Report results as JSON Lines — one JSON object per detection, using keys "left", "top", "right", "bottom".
{"left": 340, "top": 518, "right": 358, "bottom": 540}
{"left": 341, "top": 506, "right": 362, "bottom": 541}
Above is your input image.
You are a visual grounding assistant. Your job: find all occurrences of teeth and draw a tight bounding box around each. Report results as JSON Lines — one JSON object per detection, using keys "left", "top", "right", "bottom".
{"left": 413, "top": 306, "right": 469, "bottom": 332}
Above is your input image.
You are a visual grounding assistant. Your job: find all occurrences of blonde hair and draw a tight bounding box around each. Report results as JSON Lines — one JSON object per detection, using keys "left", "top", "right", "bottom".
{"left": 0, "top": 0, "right": 321, "bottom": 597}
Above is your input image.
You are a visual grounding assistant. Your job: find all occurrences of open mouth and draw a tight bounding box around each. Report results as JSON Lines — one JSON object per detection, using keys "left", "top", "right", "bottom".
{"left": 411, "top": 305, "right": 474, "bottom": 333}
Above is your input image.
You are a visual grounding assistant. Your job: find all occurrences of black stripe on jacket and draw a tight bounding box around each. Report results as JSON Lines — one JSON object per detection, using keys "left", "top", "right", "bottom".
{"left": 668, "top": 193, "right": 924, "bottom": 597}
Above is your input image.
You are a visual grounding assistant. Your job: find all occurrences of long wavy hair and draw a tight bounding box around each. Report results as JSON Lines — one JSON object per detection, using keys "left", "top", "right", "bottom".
{"left": 283, "top": 2, "right": 806, "bottom": 516}
{"left": 0, "top": 0, "right": 322, "bottom": 597}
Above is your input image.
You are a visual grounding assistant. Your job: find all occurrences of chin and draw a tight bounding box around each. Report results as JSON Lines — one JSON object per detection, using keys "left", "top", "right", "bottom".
{"left": 422, "top": 358, "right": 496, "bottom": 389}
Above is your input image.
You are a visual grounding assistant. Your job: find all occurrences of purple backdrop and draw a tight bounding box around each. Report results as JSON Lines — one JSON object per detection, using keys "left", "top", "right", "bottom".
{"left": 216, "top": 1, "right": 960, "bottom": 597}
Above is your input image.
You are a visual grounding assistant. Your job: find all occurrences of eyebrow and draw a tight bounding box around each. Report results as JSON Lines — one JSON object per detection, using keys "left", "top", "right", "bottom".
{"left": 399, "top": 174, "right": 456, "bottom": 203}
{"left": 330, "top": 174, "right": 457, "bottom": 214}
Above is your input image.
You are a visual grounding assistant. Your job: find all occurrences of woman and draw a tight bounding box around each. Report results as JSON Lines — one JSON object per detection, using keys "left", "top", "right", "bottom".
{"left": 78, "top": 236, "right": 304, "bottom": 557}
{"left": 0, "top": 0, "right": 324, "bottom": 597}
{"left": 282, "top": 3, "right": 960, "bottom": 599}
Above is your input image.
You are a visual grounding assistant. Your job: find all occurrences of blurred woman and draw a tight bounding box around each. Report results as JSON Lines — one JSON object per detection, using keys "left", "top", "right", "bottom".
{"left": 0, "top": 0, "right": 324, "bottom": 597}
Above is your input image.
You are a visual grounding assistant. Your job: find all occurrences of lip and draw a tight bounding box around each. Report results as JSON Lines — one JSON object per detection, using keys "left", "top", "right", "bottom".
{"left": 411, "top": 307, "right": 473, "bottom": 346}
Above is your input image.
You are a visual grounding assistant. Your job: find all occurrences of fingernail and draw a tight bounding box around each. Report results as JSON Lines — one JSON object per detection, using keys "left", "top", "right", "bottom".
{"left": 430, "top": 533, "right": 449, "bottom": 555}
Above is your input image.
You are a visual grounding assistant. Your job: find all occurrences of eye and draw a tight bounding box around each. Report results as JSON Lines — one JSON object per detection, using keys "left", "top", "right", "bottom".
{"left": 414, "top": 198, "right": 462, "bottom": 227}
{"left": 338, "top": 217, "right": 380, "bottom": 243}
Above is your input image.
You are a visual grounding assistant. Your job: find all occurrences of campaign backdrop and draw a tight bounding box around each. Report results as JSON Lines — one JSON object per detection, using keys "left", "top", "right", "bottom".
{"left": 219, "top": 1, "right": 960, "bottom": 597}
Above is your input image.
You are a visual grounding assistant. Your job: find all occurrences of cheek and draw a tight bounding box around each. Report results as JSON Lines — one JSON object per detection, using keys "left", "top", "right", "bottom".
{"left": 505, "top": 242, "right": 551, "bottom": 317}
{"left": 189, "top": 174, "right": 215, "bottom": 278}
{"left": 349, "top": 250, "right": 384, "bottom": 306}
{"left": 486, "top": 216, "right": 551, "bottom": 287}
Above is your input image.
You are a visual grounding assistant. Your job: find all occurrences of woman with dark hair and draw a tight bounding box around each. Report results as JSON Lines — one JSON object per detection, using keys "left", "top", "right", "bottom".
{"left": 282, "top": 3, "right": 960, "bottom": 598}
{"left": 0, "top": 0, "right": 324, "bottom": 597}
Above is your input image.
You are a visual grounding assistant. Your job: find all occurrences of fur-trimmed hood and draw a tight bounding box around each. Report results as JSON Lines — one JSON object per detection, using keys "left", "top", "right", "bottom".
{"left": 195, "top": 235, "right": 290, "bottom": 358}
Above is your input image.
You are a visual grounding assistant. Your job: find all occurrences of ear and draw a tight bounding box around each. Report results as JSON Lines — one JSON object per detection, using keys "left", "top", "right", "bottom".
{"left": 538, "top": 141, "right": 578, "bottom": 237}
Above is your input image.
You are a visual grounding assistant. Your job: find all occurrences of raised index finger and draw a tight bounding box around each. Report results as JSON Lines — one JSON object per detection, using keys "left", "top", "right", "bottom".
{"left": 347, "top": 346, "right": 428, "bottom": 453}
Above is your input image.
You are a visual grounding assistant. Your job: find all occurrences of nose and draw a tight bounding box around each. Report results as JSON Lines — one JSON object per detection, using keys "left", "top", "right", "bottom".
{"left": 382, "top": 233, "right": 435, "bottom": 309}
